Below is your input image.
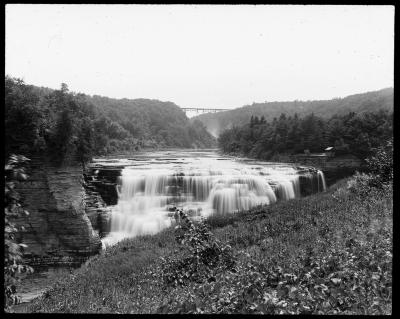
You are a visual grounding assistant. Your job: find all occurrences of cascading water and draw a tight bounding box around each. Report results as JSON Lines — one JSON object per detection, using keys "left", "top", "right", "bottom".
{"left": 318, "top": 170, "right": 327, "bottom": 191}
{"left": 274, "top": 176, "right": 301, "bottom": 201}
{"left": 108, "top": 170, "right": 173, "bottom": 241}
{"left": 207, "top": 175, "right": 277, "bottom": 215}
{"left": 100, "top": 151, "right": 327, "bottom": 246}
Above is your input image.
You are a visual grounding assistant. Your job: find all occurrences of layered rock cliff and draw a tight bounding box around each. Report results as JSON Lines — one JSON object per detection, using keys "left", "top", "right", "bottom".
{"left": 14, "top": 155, "right": 102, "bottom": 264}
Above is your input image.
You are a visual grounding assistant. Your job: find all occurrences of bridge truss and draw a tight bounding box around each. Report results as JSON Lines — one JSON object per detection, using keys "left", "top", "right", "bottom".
{"left": 181, "top": 107, "right": 228, "bottom": 114}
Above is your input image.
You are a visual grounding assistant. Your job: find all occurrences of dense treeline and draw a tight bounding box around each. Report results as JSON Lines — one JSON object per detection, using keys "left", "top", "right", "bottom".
{"left": 5, "top": 76, "right": 216, "bottom": 164}
{"left": 194, "top": 88, "right": 393, "bottom": 136}
{"left": 218, "top": 110, "right": 393, "bottom": 161}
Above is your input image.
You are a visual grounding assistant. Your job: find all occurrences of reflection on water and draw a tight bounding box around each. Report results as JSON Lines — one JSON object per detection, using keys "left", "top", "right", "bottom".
{"left": 99, "top": 150, "right": 326, "bottom": 247}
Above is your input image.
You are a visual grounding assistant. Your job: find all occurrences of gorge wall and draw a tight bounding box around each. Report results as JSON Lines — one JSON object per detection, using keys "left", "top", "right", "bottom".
{"left": 279, "top": 154, "right": 365, "bottom": 185}
{"left": 15, "top": 155, "right": 103, "bottom": 265}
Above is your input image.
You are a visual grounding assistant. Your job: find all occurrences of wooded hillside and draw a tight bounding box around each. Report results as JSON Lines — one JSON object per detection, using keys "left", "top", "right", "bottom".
{"left": 218, "top": 111, "right": 393, "bottom": 161}
{"left": 193, "top": 88, "right": 393, "bottom": 136}
{"left": 5, "top": 76, "right": 216, "bottom": 164}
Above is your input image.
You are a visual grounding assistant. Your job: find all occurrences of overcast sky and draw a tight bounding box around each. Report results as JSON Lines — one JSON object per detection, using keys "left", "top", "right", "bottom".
{"left": 6, "top": 5, "right": 394, "bottom": 110}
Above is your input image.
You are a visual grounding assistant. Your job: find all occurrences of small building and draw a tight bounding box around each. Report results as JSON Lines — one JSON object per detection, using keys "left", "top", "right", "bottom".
{"left": 324, "top": 146, "right": 335, "bottom": 157}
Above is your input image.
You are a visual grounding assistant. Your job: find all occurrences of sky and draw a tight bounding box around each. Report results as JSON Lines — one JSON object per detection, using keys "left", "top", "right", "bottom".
{"left": 5, "top": 5, "right": 394, "bottom": 110}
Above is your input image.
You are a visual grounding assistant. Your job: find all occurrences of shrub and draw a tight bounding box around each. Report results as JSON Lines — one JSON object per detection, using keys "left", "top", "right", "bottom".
{"left": 346, "top": 172, "right": 378, "bottom": 197}
{"left": 365, "top": 138, "right": 393, "bottom": 186}
{"left": 4, "top": 155, "right": 34, "bottom": 311}
{"left": 346, "top": 138, "right": 393, "bottom": 197}
{"left": 161, "top": 209, "right": 235, "bottom": 287}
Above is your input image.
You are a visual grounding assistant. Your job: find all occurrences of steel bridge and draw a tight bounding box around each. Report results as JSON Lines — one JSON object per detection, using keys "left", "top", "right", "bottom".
{"left": 181, "top": 107, "right": 228, "bottom": 114}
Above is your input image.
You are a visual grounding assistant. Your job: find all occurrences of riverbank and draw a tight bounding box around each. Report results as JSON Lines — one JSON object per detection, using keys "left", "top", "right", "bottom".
{"left": 21, "top": 174, "right": 392, "bottom": 314}
{"left": 220, "top": 151, "right": 365, "bottom": 186}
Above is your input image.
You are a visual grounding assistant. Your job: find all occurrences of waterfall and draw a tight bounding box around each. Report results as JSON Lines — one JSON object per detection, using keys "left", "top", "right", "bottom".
{"left": 207, "top": 175, "right": 277, "bottom": 215}
{"left": 106, "top": 170, "right": 300, "bottom": 242}
{"left": 183, "top": 175, "right": 212, "bottom": 201}
{"left": 274, "top": 176, "right": 301, "bottom": 201}
{"left": 318, "top": 170, "right": 327, "bottom": 191}
{"left": 298, "top": 170, "right": 327, "bottom": 196}
{"left": 104, "top": 170, "right": 174, "bottom": 245}
{"left": 100, "top": 152, "right": 328, "bottom": 246}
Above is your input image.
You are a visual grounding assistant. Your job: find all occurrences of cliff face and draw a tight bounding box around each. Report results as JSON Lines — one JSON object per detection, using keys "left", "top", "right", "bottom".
{"left": 15, "top": 156, "right": 102, "bottom": 262}
{"left": 283, "top": 154, "right": 365, "bottom": 186}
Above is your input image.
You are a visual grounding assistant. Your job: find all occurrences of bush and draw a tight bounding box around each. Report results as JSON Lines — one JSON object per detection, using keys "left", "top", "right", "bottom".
{"left": 365, "top": 138, "right": 393, "bottom": 186}
{"left": 160, "top": 209, "right": 235, "bottom": 287}
{"left": 346, "top": 138, "right": 393, "bottom": 197}
{"left": 4, "top": 155, "right": 34, "bottom": 311}
{"left": 346, "top": 172, "right": 377, "bottom": 197}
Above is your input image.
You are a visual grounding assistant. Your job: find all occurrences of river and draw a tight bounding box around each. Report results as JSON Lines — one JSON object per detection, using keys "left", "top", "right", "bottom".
{"left": 91, "top": 149, "right": 326, "bottom": 247}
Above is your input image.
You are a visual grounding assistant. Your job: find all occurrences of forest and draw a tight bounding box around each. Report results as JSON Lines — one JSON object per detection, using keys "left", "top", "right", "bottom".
{"left": 218, "top": 110, "right": 393, "bottom": 161}
{"left": 194, "top": 88, "right": 393, "bottom": 136}
{"left": 5, "top": 76, "right": 216, "bottom": 165}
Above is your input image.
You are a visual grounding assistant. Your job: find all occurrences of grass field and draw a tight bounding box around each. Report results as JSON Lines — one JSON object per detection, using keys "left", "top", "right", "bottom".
{"left": 25, "top": 176, "right": 392, "bottom": 314}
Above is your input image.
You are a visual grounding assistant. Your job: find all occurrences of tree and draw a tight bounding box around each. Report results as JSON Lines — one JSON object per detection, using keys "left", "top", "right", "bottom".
{"left": 60, "top": 83, "right": 69, "bottom": 94}
{"left": 334, "top": 138, "right": 350, "bottom": 155}
{"left": 3, "top": 76, "right": 218, "bottom": 159}
{"left": 287, "top": 113, "right": 301, "bottom": 152}
{"left": 5, "top": 77, "right": 41, "bottom": 156}
{"left": 4, "top": 155, "right": 34, "bottom": 311}
{"left": 250, "top": 116, "right": 255, "bottom": 128}
{"left": 366, "top": 138, "right": 393, "bottom": 185}
{"left": 76, "top": 120, "right": 94, "bottom": 165}
{"left": 49, "top": 109, "right": 74, "bottom": 164}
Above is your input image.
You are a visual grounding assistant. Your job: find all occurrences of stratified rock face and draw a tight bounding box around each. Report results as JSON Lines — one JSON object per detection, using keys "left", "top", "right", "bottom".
{"left": 15, "top": 156, "right": 102, "bottom": 260}
{"left": 84, "top": 186, "right": 112, "bottom": 238}
{"left": 84, "top": 167, "right": 121, "bottom": 206}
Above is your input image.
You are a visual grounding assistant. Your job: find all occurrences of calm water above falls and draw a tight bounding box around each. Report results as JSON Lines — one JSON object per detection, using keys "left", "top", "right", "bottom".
{"left": 98, "top": 150, "right": 326, "bottom": 246}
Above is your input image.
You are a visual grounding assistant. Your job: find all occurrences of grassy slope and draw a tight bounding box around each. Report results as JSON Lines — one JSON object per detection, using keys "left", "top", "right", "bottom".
{"left": 27, "top": 178, "right": 392, "bottom": 314}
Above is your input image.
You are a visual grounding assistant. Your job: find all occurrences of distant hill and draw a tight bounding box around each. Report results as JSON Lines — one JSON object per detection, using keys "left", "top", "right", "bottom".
{"left": 82, "top": 94, "right": 216, "bottom": 149}
{"left": 192, "top": 88, "right": 393, "bottom": 136}
{"left": 5, "top": 76, "right": 216, "bottom": 162}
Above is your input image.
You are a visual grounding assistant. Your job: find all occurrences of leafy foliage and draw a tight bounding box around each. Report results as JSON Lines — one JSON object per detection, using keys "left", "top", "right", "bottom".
{"left": 346, "top": 172, "right": 380, "bottom": 198}
{"left": 218, "top": 111, "right": 392, "bottom": 161}
{"left": 4, "top": 155, "right": 34, "bottom": 311}
{"left": 365, "top": 138, "right": 393, "bottom": 185}
{"left": 347, "top": 138, "right": 393, "bottom": 198}
{"left": 27, "top": 174, "right": 392, "bottom": 314}
{"left": 160, "top": 209, "right": 235, "bottom": 288}
{"left": 5, "top": 76, "right": 216, "bottom": 164}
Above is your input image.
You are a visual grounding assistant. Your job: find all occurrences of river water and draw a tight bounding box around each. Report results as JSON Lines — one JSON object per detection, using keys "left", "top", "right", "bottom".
{"left": 96, "top": 150, "right": 326, "bottom": 247}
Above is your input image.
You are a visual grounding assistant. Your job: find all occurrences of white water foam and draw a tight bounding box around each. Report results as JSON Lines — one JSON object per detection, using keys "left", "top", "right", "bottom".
{"left": 100, "top": 152, "right": 326, "bottom": 246}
